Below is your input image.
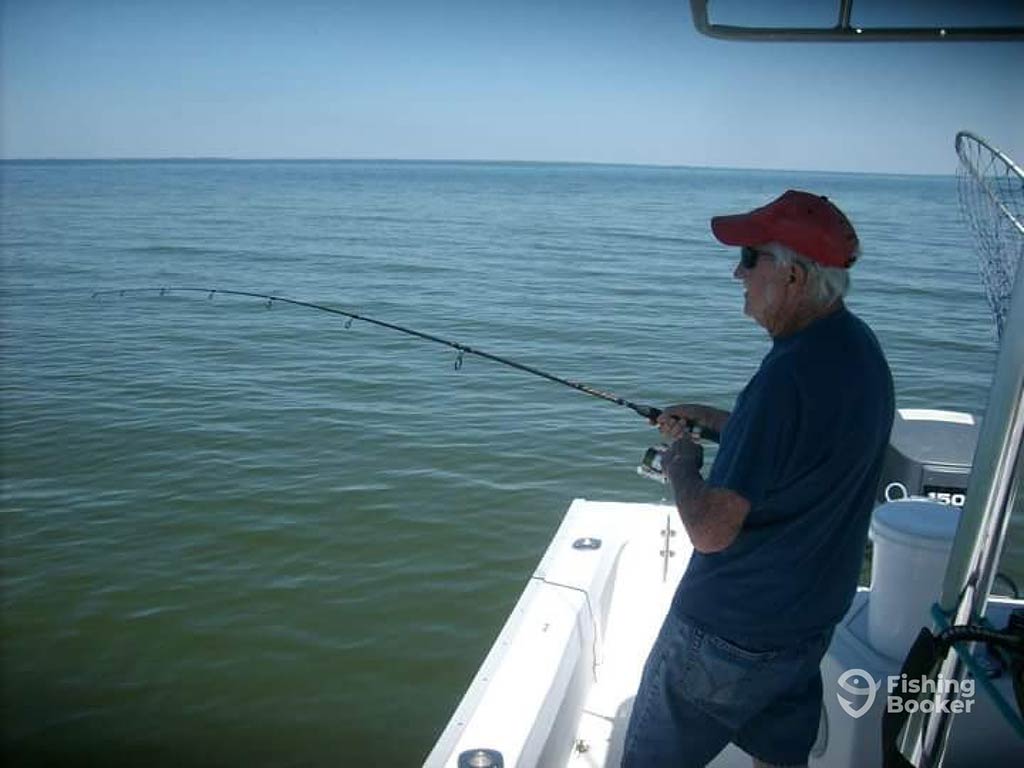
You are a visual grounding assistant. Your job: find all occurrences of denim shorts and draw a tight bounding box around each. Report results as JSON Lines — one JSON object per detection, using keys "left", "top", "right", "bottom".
{"left": 621, "top": 611, "right": 832, "bottom": 767}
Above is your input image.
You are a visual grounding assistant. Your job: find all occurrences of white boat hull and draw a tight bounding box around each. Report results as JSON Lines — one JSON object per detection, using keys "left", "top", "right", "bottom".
{"left": 425, "top": 498, "right": 1022, "bottom": 767}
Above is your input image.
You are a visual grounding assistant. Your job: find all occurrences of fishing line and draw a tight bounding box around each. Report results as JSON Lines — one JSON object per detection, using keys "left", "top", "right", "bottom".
{"left": 92, "top": 286, "right": 712, "bottom": 435}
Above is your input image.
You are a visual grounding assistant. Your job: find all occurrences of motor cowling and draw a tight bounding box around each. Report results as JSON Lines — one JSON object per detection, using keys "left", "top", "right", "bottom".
{"left": 876, "top": 409, "right": 980, "bottom": 508}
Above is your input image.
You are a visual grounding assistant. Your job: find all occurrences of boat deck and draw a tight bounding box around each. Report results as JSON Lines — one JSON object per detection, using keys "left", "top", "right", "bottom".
{"left": 563, "top": 500, "right": 751, "bottom": 768}
{"left": 426, "top": 499, "right": 755, "bottom": 767}
{"left": 427, "top": 492, "right": 1024, "bottom": 768}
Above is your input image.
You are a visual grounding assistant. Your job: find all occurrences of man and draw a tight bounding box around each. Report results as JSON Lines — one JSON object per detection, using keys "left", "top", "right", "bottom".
{"left": 622, "top": 190, "right": 894, "bottom": 768}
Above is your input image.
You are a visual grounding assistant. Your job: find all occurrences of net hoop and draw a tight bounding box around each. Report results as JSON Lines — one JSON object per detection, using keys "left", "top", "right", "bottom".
{"left": 955, "top": 131, "right": 1024, "bottom": 339}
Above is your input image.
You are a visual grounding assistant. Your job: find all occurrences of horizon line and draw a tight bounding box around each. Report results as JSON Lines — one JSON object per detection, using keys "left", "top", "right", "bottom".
{"left": 0, "top": 156, "right": 956, "bottom": 178}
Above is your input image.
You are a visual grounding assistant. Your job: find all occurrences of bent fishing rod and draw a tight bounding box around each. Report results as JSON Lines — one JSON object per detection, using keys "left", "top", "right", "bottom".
{"left": 91, "top": 286, "right": 719, "bottom": 441}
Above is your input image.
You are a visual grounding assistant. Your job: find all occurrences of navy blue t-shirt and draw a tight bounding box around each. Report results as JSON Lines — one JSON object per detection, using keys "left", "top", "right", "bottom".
{"left": 672, "top": 305, "right": 894, "bottom": 647}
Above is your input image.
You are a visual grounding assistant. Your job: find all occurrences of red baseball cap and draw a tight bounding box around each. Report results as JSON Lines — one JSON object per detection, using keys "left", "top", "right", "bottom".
{"left": 711, "top": 190, "right": 859, "bottom": 268}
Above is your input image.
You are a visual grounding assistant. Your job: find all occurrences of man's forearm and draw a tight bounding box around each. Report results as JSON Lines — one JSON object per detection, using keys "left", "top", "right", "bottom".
{"left": 666, "top": 457, "right": 711, "bottom": 532}
{"left": 665, "top": 457, "right": 747, "bottom": 554}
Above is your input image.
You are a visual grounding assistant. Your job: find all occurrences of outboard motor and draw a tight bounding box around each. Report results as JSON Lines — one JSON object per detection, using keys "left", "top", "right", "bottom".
{"left": 877, "top": 409, "right": 980, "bottom": 507}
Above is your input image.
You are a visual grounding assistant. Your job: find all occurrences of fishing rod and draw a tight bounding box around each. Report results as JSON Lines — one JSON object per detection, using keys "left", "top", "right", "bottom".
{"left": 91, "top": 286, "right": 720, "bottom": 443}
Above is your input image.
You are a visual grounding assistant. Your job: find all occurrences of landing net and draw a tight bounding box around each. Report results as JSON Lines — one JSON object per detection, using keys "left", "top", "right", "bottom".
{"left": 956, "top": 131, "right": 1024, "bottom": 340}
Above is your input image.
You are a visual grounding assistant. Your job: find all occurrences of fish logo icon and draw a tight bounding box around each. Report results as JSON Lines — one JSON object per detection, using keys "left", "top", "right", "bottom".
{"left": 837, "top": 668, "right": 879, "bottom": 719}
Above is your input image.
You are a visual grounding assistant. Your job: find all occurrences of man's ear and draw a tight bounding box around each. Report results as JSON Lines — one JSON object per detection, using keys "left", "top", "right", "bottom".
{"left": 789, "top": 263, "right": 808, "bottom": 286}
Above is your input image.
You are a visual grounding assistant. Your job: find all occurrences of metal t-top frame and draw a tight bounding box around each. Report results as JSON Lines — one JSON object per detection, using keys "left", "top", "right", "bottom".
{"left": 689, "top": 0, "right": 1024, "bottom": 42}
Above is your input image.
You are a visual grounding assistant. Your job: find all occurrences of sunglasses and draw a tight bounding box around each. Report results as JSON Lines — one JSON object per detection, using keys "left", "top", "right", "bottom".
{"left": 740, "top": 246, "right": 774, "bottom": 270}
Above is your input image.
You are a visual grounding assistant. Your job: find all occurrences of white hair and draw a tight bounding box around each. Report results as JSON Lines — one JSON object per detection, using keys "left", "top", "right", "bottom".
{"left": 765, "top": 242, "right": 853, "bottom": 307}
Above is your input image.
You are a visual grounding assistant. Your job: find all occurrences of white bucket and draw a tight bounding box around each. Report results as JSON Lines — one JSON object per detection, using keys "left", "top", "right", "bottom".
{"left": 867, "top": 499, "right": 961, "bottom": 661}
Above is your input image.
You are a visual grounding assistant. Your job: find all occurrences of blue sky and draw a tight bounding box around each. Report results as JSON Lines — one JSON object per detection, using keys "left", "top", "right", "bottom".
{"left": 2, "top": 0, "right": 1021, "bottom": 173}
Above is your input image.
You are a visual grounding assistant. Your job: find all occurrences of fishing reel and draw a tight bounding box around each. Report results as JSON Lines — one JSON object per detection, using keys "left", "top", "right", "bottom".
{"left": 637, "top": 443, "right": 710, "bottom": 484}
{"left": 636, "top": 443, "right": 706, "bottom": 483}
{"left": 636, "top": 419, "right": 716, "bottom": 483}
{"left": 637, "top": 444, "right": 671, "bottom": 483}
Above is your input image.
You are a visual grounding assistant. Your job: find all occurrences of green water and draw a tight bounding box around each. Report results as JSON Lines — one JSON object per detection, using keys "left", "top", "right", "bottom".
{"left": 1, "top": 161, "right": 1015, "bottom": 765}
